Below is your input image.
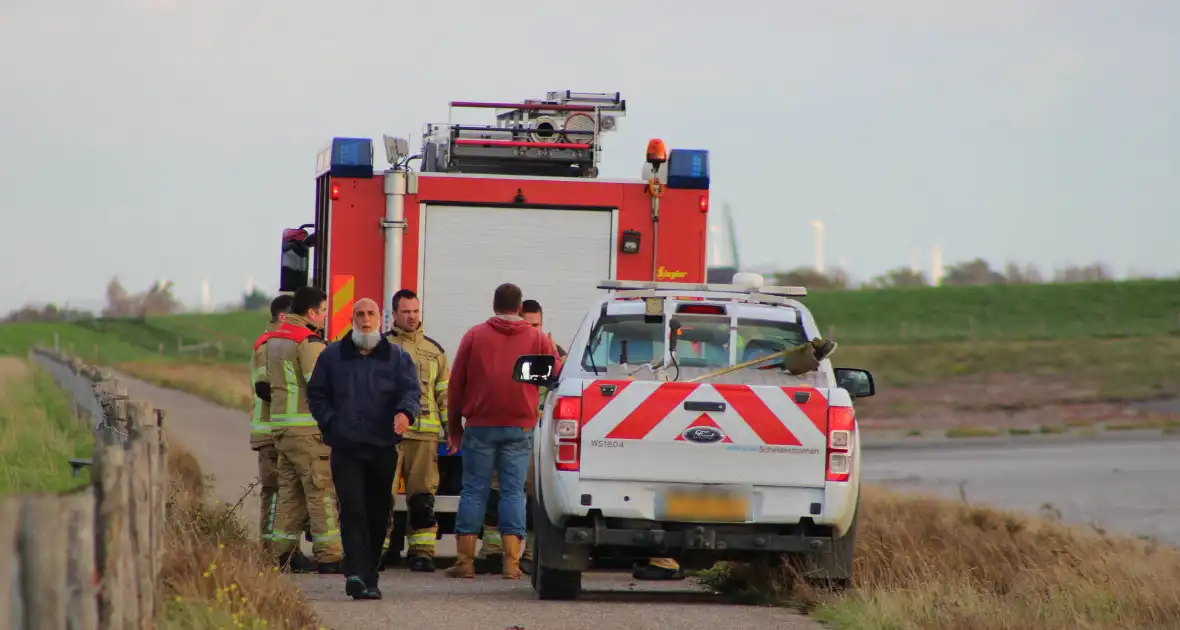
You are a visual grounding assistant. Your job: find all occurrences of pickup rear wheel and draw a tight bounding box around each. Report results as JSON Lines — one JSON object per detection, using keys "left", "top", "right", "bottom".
{"left": 797, "top": 501, "right": 859, "bottom": 591}
{"left": 534, "top": 557, "right": 582, "bottom": 601}
{"left": 530, "top": 493, "right": 582, "bottom": 600}
{"left": 764, "top": 500, "right": 859, "bottom": 592}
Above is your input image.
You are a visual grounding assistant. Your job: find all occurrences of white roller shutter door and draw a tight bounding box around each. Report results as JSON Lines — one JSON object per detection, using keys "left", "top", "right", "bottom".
{"left": 418, "top": 205, "right": 616, "bottom": 357}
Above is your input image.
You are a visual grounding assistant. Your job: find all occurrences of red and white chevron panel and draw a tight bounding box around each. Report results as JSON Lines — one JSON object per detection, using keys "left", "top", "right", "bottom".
{"left": 580, "top": 380, "right": 829, "bottom": 447}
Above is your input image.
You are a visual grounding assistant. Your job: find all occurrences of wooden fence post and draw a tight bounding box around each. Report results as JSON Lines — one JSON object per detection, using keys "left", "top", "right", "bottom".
{"left": 95, "top": 440, "right": 136, "bottom": 629}
{"left": 0, "top": 498, "right": 19, "bottom": 630}
{"left": 64, "top": 492, "right": 99, "bottom": 630}
{"left": 127, "top": 419, "right": 163, "bottom": 628}
{"left": 156, "top": 430, "right": 168, "bottom": 590}
{"left": 20, "top": 495, "right": 70, "bottom": 630}
{"left": 12, "top": 355, "right": 168, "bottom": 629}
{"left": 125, "top": 431, "right": 156, "bottom": 629}
{"left": 133, "top": 422, "right": 168, "bottom": 604}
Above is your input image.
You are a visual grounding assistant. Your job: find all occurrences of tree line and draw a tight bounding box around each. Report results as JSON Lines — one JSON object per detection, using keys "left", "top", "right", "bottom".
{"left": 3, "top": 277, "right": 274, "bottom": 323}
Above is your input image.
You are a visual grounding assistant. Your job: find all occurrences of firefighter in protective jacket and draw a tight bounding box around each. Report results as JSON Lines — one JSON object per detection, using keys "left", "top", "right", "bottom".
{"left": 250, "top": 295, "right": 312, "bottom": 561}
{"left": 382, "top": 290, "right": 451, "bottom": 572}
{"left": 266, "top": 287, "right": 344, "bottom": 573}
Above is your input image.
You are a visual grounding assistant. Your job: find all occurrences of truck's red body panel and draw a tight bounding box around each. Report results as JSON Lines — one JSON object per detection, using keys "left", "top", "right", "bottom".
{"left": 322, "top": 172, "right": 709, "bottom": 341}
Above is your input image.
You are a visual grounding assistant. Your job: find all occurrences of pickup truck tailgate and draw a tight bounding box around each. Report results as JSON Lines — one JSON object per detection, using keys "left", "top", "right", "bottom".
{"left": 578, "top": 380, "right": 830, "bottom": 488}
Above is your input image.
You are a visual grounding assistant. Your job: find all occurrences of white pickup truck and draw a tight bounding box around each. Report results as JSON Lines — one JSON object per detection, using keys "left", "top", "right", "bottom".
{"left": 511, "top": 277, "right": 876, "bottom": 600}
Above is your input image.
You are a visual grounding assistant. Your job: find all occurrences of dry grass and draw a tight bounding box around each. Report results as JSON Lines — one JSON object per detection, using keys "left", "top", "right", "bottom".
{"left": 163, "top": 443, "right": 320, "bottom": 630}
{"left": 704, "top": 486, "right": 1180, "bottom": 630}
{"left": 118, "top": 361, "right": 253, "bottom": 411}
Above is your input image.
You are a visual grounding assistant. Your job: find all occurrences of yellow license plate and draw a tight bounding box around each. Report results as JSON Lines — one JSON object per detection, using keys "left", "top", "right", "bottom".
{"left": 660, "top": 489, "right": 750, "bottom": 522}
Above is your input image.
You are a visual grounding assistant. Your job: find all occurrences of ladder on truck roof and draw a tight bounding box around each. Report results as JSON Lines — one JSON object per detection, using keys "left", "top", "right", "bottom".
{"left": 420, "top": 91, "right": 627, "bottom": 178}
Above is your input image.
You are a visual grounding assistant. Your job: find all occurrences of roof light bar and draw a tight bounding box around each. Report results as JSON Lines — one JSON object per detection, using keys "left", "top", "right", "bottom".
{"left": 596, "top": 280, "right": 807, "bottom": 298}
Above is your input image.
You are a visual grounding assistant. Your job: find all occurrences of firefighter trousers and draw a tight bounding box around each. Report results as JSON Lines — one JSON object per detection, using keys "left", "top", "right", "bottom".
{"left": 271, "top": 431, "right": 343, "bottom": 563}
{"left": 387, "top": 439, "right": 440, "bottom": 558}
{"left": 256, "top": 444, "right": 280, "bottom": 551}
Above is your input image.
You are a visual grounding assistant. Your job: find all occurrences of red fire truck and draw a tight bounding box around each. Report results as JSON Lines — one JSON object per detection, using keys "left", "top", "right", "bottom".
{"left": 277, "top": 90, "right": 713, "bottom": 557}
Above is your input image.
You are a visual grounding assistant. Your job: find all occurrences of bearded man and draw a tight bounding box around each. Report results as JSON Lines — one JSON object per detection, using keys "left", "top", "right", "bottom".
{"left": 307, "top": 297, "right": 421, "bottom": 600}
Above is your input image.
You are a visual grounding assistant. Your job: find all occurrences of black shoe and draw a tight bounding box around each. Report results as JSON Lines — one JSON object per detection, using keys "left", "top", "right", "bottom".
{"left": 317, "top": 561, "right": 344, "bottom": 575}
{"left": 520, "top": 557, "right": 534, "bottom": 576}
{"left": 278, "top": 552, "right": 318, "bottom": 574}
{"left": 474, "top": 553, "right": 503, "bottom": 575}
{"left": 814, "top": 340, "right": 838, "bottom": 362}
{"left": 346, "top": 575, "right": 380, "bottom": 600}
{"left": 632, "top": 564, "right": 686, "bottom": 581}
{"left": 408, "top": 555, "right": 436, "bottom": 573}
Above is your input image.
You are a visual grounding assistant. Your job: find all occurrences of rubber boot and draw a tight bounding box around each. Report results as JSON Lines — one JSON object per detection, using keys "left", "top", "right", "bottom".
{"left": 502, "top": 534, "right": 524, "bottom": 580}
{"left": 475, "top": 527, "right": 503, "bottom": 574}
{"left": 445, "top": 534, "right": 477, "bottom": 579}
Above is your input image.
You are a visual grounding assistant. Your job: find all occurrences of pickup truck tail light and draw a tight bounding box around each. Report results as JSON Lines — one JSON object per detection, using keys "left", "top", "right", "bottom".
{"left": 553, "top": 396, "right": 583, "bottom": 472}
{"left": 826, "top": 406, "right": 856, "bottom": 483}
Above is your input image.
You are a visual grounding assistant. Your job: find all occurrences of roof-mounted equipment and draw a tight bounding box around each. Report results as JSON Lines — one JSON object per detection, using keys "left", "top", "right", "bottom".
{"left": 420, "top": 91, "right": 626, "bottom": 178}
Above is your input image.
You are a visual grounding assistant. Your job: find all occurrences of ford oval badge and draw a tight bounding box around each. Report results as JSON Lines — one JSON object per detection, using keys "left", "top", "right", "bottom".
{"left": 682, "top": 427, "right": 724, "bottom": 444}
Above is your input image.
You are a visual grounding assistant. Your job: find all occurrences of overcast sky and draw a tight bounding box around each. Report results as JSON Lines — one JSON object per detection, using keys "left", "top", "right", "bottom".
{"left": 2, "top": 0, "right": 1177, "bottom": 312}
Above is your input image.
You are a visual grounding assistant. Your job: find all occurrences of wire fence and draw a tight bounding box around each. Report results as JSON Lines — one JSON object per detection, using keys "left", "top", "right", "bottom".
{"left": 30, "top": 347, "right": 132, "bottom": 445}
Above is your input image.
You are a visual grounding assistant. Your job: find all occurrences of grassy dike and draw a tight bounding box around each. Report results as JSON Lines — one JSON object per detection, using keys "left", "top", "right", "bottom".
{"left": 0, "top": 357, "right": 94, "bottom": 493}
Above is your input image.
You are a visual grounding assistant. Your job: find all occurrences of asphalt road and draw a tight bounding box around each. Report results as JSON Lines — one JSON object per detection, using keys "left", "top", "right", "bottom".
{"left": 861, "top": 437, "right": 1180, "bottom": 545}
{"left": 116, "top": 373, "right": 823, "bottom": 630}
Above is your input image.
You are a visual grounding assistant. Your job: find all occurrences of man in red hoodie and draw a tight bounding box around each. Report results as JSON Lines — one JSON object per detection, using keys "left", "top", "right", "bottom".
{"left": 444, "top": 283, "right": 561, "bottom": 579}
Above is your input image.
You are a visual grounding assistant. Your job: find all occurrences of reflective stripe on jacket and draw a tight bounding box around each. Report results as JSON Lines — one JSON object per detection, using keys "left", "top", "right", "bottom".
{"left": 265, "top": 316, "right": 326, "bottom": 429}
{"left": 249, "top": 321, "right": 279, "bottom": 444}
{"left": 386, "top": 326, "right": 450, "bottom": 442}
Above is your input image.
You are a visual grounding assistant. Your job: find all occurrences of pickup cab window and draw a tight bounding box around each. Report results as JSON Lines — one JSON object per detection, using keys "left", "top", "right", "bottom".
{"left": 581, "top": 313, "right": 807, "bottom": 372}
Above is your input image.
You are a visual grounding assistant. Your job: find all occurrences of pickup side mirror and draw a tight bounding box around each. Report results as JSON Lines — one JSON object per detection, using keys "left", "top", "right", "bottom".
{"left": 834, "top": 367, "right": 875, "bottom": 398}
{"left": 513, "top": 354, "right": 558, "bottom": 387}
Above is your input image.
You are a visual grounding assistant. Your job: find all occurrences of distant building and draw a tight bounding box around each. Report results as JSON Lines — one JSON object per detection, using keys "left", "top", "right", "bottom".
{"left": 706, "top": 204, "right": 740, "bottom": 283}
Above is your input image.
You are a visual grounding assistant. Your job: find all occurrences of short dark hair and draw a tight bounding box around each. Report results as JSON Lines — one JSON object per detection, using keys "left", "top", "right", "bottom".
{"left": 392, "top": 289, "right": 418, "bottom": 311}
{"left": 521, "top": 299, "right": 542, "bottom": 316}
{"left": 269, "top": 295, "right": 294, "bottom": 321}
{"left": 492, "top": 283, "right": 523, "bottom": 314}
{"left": 290, "top": 286, "right": 327, "bottom": 318}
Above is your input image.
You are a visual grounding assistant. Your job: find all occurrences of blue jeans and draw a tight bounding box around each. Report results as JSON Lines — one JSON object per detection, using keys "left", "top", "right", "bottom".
{"left": 456, "top": 426, "right": 534, "bottom": 538}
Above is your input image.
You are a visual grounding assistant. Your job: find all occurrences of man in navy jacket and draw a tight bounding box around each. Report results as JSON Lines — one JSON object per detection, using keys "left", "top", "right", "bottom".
{"left": 308, "top": 297, "right": 420, "bottom": 600}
